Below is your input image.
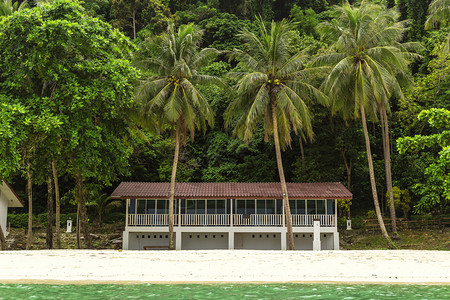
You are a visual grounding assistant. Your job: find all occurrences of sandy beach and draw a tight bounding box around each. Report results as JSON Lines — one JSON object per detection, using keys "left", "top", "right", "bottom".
{"left": 0, "top": 250, "right": 449, "bottom": 285}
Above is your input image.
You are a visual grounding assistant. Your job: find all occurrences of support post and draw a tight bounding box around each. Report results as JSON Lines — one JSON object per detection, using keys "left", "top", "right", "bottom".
{"left": 333, "top": 231, "right": 340, "bottom": 250}
{"left": 313, "top": 219, "right": 321, "bottom": 251}
{"left": 230, "top": 199, "right": 233, "bottom": 227}
{"left": 125, "top": 199, "right": 129, "bottom": 227}
{"left": 175, "top": 231, "right": 182, "bottom": 250}
{"left": 228, "top": 232, "right": 234, "bottom": 249}
{"left": 122, "top": 231, "right": 129, "bottom": 250}
{"left": 178, "top": 199, "right": 181, "bottom": 227}
{"left": 280, "top": 230, "right": 287, "bottom": 250}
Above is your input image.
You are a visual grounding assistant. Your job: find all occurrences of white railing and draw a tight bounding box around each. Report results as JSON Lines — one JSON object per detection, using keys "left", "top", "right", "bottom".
{"left": 291, "top": 214, "right": 335, "bottom": 227}
{"left": 233, "top": 214, "right": 283, "bottom": 226}
{"left": 127, "top": 213, "right": 335, "bottom": 227}
{"left": 128, "top": 214, "right": 172, "bottom": 226}
{"left": 181, "top": 214, "right": 230, "bottom": 226}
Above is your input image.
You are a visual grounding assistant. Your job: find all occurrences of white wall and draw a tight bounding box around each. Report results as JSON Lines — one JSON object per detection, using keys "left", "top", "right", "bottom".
{"left": 293, "top": 233, "right": 335, "bottom": 250}
{"left": 235, "top": 233, "right": 281, "bottom": 250}
{"left": 0, "top": 191, "right": 8, "bottom": 236}
{"left": 182, "top": 232, "right": 228, "bottom": 250}
{"left": 128, "top": 232, "right": 172, "bottom": 250}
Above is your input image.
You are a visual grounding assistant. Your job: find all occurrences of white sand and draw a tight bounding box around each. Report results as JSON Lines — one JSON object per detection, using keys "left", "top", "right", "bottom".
{"left": 0, "top": 250, "right": 449, "bottom": 284}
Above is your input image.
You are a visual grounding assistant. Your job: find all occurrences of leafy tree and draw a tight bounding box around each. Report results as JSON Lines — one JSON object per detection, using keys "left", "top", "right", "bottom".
{"left": 226, "top": 18, "right": 327, "bottom": 250}
{"left": 199, "top": 13, "right": 252, "bottom": 50}
{"left": 397, "top": 108, "right": 450, "bottom": 213}
{"left": 86, "top": 190, "right": 122, "bottom": 225}
{"left": 289, "top": 5, "right": 319, "bottom": 37}
{"left": 425, "top": 0, "right": 450, "bottom": 54}
{"left": 0, "top": 0, "right": 28, "bottom": 18}
{"left": 135, "top": 21, "right": 221, "bottom": 249}
{"left": 111, "top": 0, "right": 172, "bottom": 39}
{"left": 0, "top": 0, "right": 138, "bottom": 248}
{"left": 315, "top": 1, "right": 420, "bottom": 246}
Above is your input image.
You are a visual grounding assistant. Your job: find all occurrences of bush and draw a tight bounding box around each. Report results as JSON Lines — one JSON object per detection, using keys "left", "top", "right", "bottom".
{"left": 351, "top": 216, "right": 365, "bottom": 230}
{"left": 7, "top": 213, "right": 79, "bottom": 228}
{"left": 7, "top": 213, "right": 30, "bottom": 228}
{"left": 103, "top": 212, "right": 125, "bottom": 224}
{"left": 60, "top": 213, "right": 77, "bottom": 227}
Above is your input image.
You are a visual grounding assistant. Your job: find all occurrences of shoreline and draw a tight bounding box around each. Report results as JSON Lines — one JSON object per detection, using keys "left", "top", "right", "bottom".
{"left": 1, "top": 250, "right": 449, "bottom": 285}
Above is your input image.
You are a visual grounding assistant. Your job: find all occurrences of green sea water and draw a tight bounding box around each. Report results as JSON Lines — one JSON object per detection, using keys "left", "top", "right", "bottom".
{"left": 0, "top": 283, "right": 448, "bottom": 299}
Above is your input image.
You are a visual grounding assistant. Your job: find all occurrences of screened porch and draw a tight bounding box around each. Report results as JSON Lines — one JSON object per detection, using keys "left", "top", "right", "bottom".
{"left": 126, "top": 198, "right": 336, "bottom": 227}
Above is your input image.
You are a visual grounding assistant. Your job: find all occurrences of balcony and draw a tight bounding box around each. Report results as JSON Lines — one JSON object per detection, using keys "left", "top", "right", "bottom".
{"left": 127, "top": 214, "right": 335, "bottom": 227}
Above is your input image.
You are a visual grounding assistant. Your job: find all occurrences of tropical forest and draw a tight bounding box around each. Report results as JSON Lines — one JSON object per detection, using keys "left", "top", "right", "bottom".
{"left": 0, "top": 0, "right": 448, "bottom": 251}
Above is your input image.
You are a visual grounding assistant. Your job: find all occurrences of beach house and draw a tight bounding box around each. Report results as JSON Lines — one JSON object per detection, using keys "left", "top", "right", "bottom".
{"left": 111, "top": 182, "right": 352, "bottom": 250}
{"left": 0, "top": 180, "right": 24, "bottom": 236}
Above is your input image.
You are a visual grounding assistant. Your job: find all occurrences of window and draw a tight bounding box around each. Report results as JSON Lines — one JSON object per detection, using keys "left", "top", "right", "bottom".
{"left": 236, "top": 200, "right": 246, "bottom": 214}
{"left": 317, "top": 200, "right": 326, "bottom": 214}
{"left": 307, "top": 200, "right": 316, "bottom": 214}
{"left": 207, "top": 200, "right": 216, "bottom": 214}
{"left": 146, "top": 200, "right": 155, "bottom": 214}
{"left": 197, "top": 200, "right": 205, "bottom": 214}
{"left": 217, "top": 200, "right": 225, "bottom": 214}
{"left": 289, "top": 200, "right": 296, "bottom": 214}
{"left": 129, "top": 199, "right": 136, "bottom": 214}
{"left": 137, "top": 199, "right": 146, "bottom": 214}
{"left": 156, "top": 200, "right": 167, "bottom": 214}
{"left": 266, "top": 200, "right": 275, "bottom": 214}
{"left": 297, "top": 200, "right": 306, "bottom": 214}
{"left": 246, "top": 200, "right": 255, "bottom": 214}
{"left": 327, "top": 199, "right": 334, "bottom": 214}
{"left": 187, "top": 200, "right": 196, "bottom": 214}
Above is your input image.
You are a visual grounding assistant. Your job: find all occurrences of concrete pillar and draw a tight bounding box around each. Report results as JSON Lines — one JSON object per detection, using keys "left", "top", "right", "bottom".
{"left": 228, "top": 232, "right": 234, "bottom": 249}
{"left": 66, "top": 218, "right": 72, "bottom": 232}
{"left": 346, "top": 219, "right": 352, "bottom": 230}
{"left": 176, "top": 231, "right": 182, "bottom": 250}
{"left": 313, "top": 219, "right": 321, "bottom": 251}
{"left": 280, "top": 231, "right": 287, "bottom": 250}
{"left": 122, "top": 231, "right": 129, "bottom": 250}
{"left": 333, "top": 231, "right": 340, "bottom": 250}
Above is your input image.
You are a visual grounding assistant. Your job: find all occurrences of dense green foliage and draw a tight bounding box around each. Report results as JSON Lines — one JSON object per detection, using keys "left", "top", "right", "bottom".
{"left": 1, "top": 0, "right": 449, "bottom": 233}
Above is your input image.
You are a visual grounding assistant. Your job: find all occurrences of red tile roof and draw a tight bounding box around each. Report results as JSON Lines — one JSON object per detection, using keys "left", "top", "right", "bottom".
{"left": 111, "top": 182, "right": 352, "bottom": 200}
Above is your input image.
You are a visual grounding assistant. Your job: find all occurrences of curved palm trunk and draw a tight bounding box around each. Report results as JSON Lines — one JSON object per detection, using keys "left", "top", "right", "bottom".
{"left": 168, "top": 119, "right": 181, "bottom": 250}
{"left": 361, "top": 103, "right": 394, "bottom": 248}
{"left": 340, "top": 148, "right": 352, "bottom": 219}
{"left": 26, "top": 161, "right": 33, "bottom": 250}
{"left": 52, "top": 160, "right": 61, "bottom": 248}
{"left": 272, "top": 103, "right": 294, "bottom": 250}
{"left": 380, "top": 105, "right": 398, "bottom": 239}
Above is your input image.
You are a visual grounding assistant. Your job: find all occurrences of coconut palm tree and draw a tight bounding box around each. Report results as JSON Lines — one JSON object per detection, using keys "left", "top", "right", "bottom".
{"left": 225, "top": 18, "right": 327, "bottom": 250}
{"left": 0, "top": 0, "right": 28, "bottom": 17}
{"left": 135, "top": 22, "right": 221, "bottom": 250}
{"left": 425, "top": 0, "right": 449, "bottom": 54}
{"left": 314, "top": 1, "right": 420, "bottom": 247}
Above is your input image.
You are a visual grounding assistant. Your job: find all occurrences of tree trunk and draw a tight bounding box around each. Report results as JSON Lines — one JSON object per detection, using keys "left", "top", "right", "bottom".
{"left": 340, "top": 148, "right": 352, "bottom": 219}
{"left": 0, "top": 224, "right": 6, "bottom": 250}
{"left": 132, "top": 0, "right": 136, "bottom": 40}
{"left": 75, "top": 171, "right": 91, "bottom": 249}
{"left": 361, "top": 103, "right": 394, "bottom": 248}
{"left": 272, "top": 102, "right": 294, "bottom": 250}
{"left": 52, "top": 160, "right": 61, "bottom": 248}
{"left": 76, "top": 200, "right": 81, "bottom": 249}
{"left": 46, "top": 174, "right": 54, "bottom": 249}
{"left": 26, "top": 161, "right": 33, "bottom": 250}
{"left": 381, "top": 105, "right": 399, "bottom": 239}
{"left": 299, "top": 137, "right": 305, "bottom": 161}
{"left": 168, "top": 119, "right": 181, "bottom": 250}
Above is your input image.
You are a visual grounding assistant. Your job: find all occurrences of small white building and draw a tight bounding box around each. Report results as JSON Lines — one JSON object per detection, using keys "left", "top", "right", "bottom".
{"left": 111, "top": 182, "right": 352, "bottom": 251}
{"left": 0, "top": 180, "right": 24, "bottom": 236}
